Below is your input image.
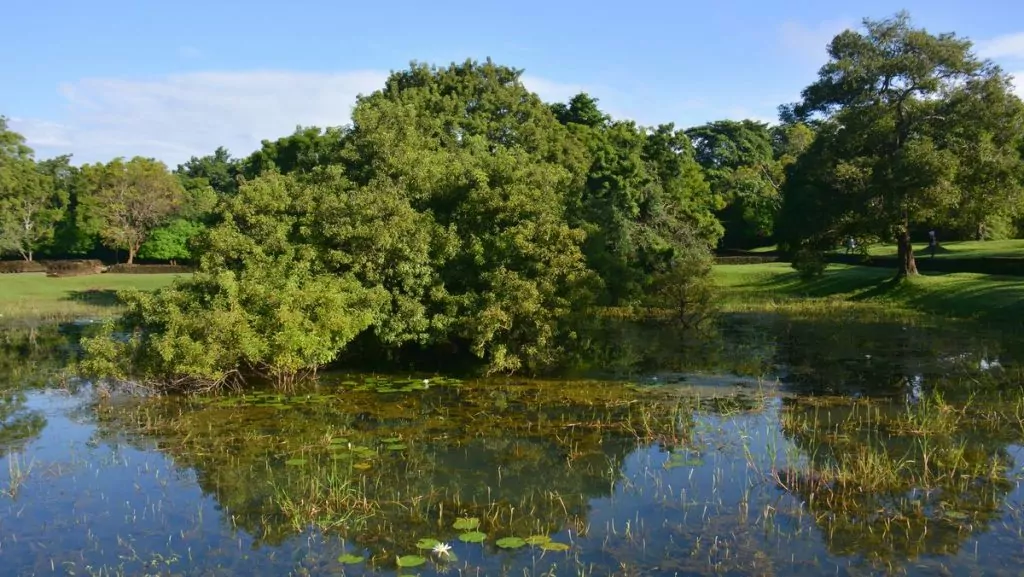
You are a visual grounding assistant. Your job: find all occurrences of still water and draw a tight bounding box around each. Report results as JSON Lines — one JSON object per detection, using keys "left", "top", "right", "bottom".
{"left": 2, "top": 312, "right": 1024, "bottom": 576}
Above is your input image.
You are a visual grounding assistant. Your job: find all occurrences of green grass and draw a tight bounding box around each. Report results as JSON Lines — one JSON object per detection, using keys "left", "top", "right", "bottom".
{"left": 0, "top": 273, "right": 181, "bottom": 322}
{"left": 858, "top": 239, "right": 1024, "bottom": 259}
{"left": 714, "top": 262, "right": 1024, "bottom": 323}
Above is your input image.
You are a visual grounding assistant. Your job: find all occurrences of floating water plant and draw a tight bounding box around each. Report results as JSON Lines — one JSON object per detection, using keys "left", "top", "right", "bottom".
{"left": 496, "top": 537, "right": 526, "bottom": 549}
{"left": 458, "top": 531, "right": 487, "bottom": 543}
{"left": 396, "top": 555, "right": 427, "bottom": 568}
{"left": 415, "top": 538, "right": 441, "bottom": 550}
{"left": 284, "top": 458, "right": 307, "bottom": 466}
{"left": 524, "top": 535, "right": 551, "bottom": 546}
{"left": 337, "top": 553, "right": 363, "bottom": 564}
{"left": 541, "top": 542, "right": 570, "bottom": 552}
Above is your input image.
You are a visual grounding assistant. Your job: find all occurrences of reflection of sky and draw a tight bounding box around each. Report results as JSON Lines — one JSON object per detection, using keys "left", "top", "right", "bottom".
{"left": 3, "top": 379, "right": 1024, "bottom": 575}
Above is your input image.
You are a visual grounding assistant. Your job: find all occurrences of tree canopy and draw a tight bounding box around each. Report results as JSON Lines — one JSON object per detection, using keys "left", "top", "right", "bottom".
{"left": 0, "top": 16, "right": 1018, "bottom": 388}
{"left": 778, "top": 12, "right": 1024, "bottom": 276}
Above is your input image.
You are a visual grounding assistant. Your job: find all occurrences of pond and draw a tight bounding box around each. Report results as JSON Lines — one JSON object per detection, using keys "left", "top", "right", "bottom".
{"left": 2, "top": 312, "right": 1024, "bottom": 576}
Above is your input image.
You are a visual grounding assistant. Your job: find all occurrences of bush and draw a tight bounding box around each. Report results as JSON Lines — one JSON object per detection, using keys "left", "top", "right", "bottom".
{"left": 791, "top": 248, "right": 827, "bottom": 279}
{"left": 79, "top": 256, "right": 387, "bottom": 391}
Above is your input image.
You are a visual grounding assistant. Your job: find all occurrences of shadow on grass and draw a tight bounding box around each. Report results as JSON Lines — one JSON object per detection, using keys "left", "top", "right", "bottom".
{"left": 63, "top": 289, "right": 123, "bottom": 308}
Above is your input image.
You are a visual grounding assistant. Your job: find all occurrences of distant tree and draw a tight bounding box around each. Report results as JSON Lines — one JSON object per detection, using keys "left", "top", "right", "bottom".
{"left": 176, "top": 146, "right": 241, "bottom": 197}
{"left": 0, "top": 119, "right": 65, "bottom": 261}
{"left": 137, "top": 218, "right": 204, "bottom": 263}
{"left": 779, "top": 12, "right": 1024, "bottom": 276}
{"left": 686, "top": 120, "right": 778, "bottom": 248}
{"left": 242, "top": 126, "right": 348, "bottom": 178}
{"left": 83, "top": 157, "right": 185, "bottom": 264}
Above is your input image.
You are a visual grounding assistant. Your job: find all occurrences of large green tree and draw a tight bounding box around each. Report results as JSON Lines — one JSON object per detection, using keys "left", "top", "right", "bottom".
{"left": 0, "top": 119, "right": 66, "bottom": 261}
{"left": 778, "top": 12, "right": 1024, "bottom": 276}
{"left": 555, "top": 93, "right": 722, "bottom": 304}
{"left": 81, "top": 157, "right": 186, "bottom": 264}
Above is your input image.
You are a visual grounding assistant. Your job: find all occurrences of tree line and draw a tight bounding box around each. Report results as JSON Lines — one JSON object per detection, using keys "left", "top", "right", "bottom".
{"left": 1, "top": 11, "right": 1021, "bottom": 386}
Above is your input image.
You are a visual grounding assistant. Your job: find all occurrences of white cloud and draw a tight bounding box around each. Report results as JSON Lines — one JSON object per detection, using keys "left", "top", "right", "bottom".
{"left": 521, "top": 75, "right": 588, "bottom": 104}
{"left": 976, "top": 32, "right": 1024, "bottom": 60}
{"left": 15, "top": 70, "right": 389, "bottom": 165}
{"left": 17, "top": 70, "right": 631, "bottom": 166}
{"left": 1010, "top": 71, "right": 1024, "bottom": 98}
{"left": 779, "top": 19, "right": 855, "bottom": 65}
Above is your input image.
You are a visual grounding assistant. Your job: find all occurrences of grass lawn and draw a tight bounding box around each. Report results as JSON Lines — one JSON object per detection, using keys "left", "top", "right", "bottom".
{"left": 714, "top": 262, "right": 1024, "bottom": 324}
{"left": 0, "top": 273, "right": 181, "bottom": 322}
{"left": 858, "top": 239, "right": 1024, "bottom": 259}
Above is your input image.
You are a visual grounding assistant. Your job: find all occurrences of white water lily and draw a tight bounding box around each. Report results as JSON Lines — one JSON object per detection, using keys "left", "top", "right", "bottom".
{"left": 432, "top": 542, "right": 452, "bottom": 557}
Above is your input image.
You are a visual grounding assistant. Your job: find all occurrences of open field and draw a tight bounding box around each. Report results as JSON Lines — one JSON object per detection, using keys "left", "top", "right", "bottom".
{"left": 0, "top": 273, "right": 181, "bottom": 322}
{"left": 715, "top": 262, "right": 1024, "bottom": 323}
{"left": 856, "top": 239, "right": 1024, "bottom": 259}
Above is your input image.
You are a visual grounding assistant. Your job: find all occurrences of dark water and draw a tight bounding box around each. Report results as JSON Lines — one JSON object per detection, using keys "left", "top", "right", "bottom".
{"left": 2, "top": 313, "right": 1024, "bottom": 576}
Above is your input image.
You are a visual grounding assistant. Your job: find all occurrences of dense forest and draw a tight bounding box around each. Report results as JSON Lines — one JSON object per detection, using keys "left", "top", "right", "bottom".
{"left": 2, "top": 12, "right": 1023, "bottom": 386}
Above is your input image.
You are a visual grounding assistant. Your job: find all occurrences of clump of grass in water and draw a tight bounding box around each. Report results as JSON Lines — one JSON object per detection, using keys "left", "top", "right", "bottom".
{"left": 771, "top": 394, "right": 1016, "bottom": 561}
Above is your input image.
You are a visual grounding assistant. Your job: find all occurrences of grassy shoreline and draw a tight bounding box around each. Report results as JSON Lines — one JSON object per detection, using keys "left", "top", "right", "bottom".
{"left": 715, "top": 262, "right": 1024, "bottom": 323}
{"left": 0, "top": 273, "right": 181, "bottom": 323}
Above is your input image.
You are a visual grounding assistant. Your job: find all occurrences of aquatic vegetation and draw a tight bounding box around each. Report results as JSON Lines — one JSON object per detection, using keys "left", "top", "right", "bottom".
{"left": 4, "top": 312, "right": 1024, "bottom": 575}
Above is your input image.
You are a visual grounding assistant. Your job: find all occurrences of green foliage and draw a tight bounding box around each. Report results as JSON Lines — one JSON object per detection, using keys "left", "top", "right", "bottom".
{"left": 176, "top": 146, "right": 241, "bottom": 197}
{"left": 778, "top": 12, "right": 1024, "bottom": 276}
{"left": 791, "top": 248, "right": 828, "bottom": 280}
{"left": 80, "top": 258, "right": 385, "bottom": 390}
{"left": 138, "top": 218, "right": 205, "bottom": 262}
{"left": 0, "top": 119, "right": 66, "bottom": 261}
{"left": 79, "top": 59, "right": 727, "bottom": 388}
{"left": 80, "top": 157, "right": 186, "bottom": 264}
{"left": 558, "top": 98, "right": 722, "bottom": 304}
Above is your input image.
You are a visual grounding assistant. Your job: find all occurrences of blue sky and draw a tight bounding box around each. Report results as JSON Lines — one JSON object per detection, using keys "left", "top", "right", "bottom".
{"left": 3, "top": 0, "right": 1023, "bottom": 165}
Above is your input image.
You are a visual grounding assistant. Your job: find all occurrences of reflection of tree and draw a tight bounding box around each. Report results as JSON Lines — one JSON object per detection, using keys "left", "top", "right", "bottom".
{"left": 755, "top": 312, "right": 1020, "bottom": 397}
{"left": 776, "top": 395, "right": 1019, "bottom": 561}
{"left": 0, "top": 323, "right": 79, "bottom": 457}
{"left": 92, "top": 380, "right": 717, "bottom": 559}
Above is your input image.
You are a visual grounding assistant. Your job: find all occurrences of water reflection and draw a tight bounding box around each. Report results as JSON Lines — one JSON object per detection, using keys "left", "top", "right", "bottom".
{"left": 1, "top": 312, "right": 1024, "bottom": 575}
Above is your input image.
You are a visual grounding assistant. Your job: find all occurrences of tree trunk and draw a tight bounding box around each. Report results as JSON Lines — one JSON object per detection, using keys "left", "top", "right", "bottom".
{"left": 27, "top": 250, "right": 32, "bottom": 262}
{"left": 897, "top": 227, "right": 918, "bottom": 277}
{"left": 127, "top": 245, "right": 136, "bottom": 265}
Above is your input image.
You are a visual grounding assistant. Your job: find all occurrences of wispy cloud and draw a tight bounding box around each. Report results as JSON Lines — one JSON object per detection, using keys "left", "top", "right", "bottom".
{"left": 1010, "top": 71, "right": 1024, "bottom": 98}
{"left": 13, "top": 70, "right": 389, "bottom": 165}
{"left": 13, "top": 70, "right": 632, "bottom": 165}
{"left": 976, "top": 32, "right": 1024, "bottom": 60}
{"left": 12, "top": 68, "right": 787, "bottom": 166}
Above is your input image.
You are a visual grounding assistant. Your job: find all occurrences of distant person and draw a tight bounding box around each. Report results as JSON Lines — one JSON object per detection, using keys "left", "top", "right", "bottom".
{"left": 845, "top": 236, "right": 856, "bottom": 254}
{"left": 928, "top": 230, "right": 937, "bottom": 258}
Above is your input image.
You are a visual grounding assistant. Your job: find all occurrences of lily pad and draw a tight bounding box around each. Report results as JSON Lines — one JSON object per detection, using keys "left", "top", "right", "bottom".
{"left": 496, "top": 537, "right": 526, "bottom": 549}
{"left": 452, "top": 517, "right": 480, "bottom": 530}
{"left": 396, "top": 555, "right": 427, "bottom": 568}
{"left": 381, "top": 437, "right": 402, "bottom": 443}
{"left": 353, "top": 462, "right": 373, "bottom": 470}
{"left": 541, "top": 541, "right": 570, "bottom": 552}
{"left": 386, "top": 443, "right": 407, "bottom": 451}
{"left": 415, "top": 538, "right": 441, "bottom": 550}
{"left": 458, "top": 531, "right": 487, "bottom": 543}
{"left": 337, "top": 553, "right": 363, "bottom": 564}
{"left": 524, "top": 535, "right": 551, "bottom": 546}
{"left": 329, "top": 438, "right": 349, "bottom": 444}
{"left": 284, "top": 458, "right": 307, "bottom": 466}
